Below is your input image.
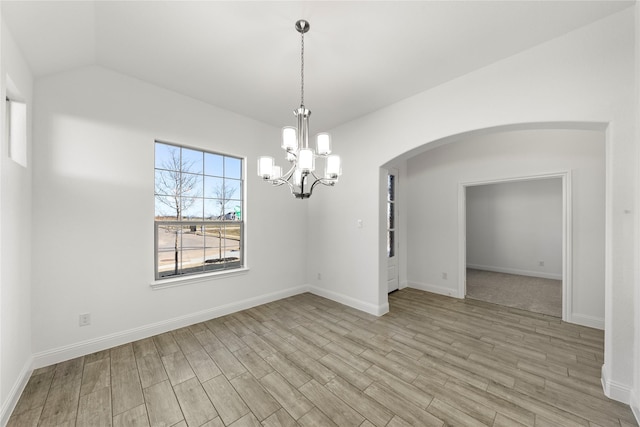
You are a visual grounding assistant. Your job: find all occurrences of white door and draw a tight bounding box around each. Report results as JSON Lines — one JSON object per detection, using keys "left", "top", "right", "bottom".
{"left": 387, "top": 169, "right": 399, "bottom": 292}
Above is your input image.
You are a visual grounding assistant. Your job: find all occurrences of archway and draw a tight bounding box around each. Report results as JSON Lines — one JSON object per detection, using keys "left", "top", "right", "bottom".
{"left": 381, "top": 123, "right": 606, "bottom": 330}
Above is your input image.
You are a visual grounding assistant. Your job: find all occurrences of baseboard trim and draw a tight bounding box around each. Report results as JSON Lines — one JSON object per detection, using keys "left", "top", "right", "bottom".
{"left": 1, "top": 356, "right": 33, "bottom": 426}
{"left": 31, "top": 283, "right": 389, "bottom": 368}
{"left": 569, "top": 313, "right": 604, "bottom": 330}
{"left": 32, "top": 285, "right": 308, "bottom": 369}
{"left": 630, "top": 390, "right": 640, "bottom": 425}
{"left": 601, "top": 364, "right": 632, "bottom": 404}
{"left": 307, "top": 285, "right": 389, "bottom": 316}
{"left": 408, "top": 281, "right": 461, "bottom": 298}
{"left": 467, "top": 264, "right": 562, "bottom": 281}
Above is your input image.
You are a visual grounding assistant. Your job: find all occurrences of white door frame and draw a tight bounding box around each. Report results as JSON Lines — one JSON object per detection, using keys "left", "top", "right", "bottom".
{"left": 457, "top": 171, "right": 572, "bottom": 322}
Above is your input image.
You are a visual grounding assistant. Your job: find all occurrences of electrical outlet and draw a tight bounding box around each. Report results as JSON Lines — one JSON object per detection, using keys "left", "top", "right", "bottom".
{"left": 539, "top": 261, "right": 545, "bottom": 267}
{"left": 79, "top": 313, "right": 91, "bottom": 327}
{"left": 442, "top": 272, "right": 448, "bottom": 280}
{"left": 317, "top": 273, "right": 322, "bottom": 280}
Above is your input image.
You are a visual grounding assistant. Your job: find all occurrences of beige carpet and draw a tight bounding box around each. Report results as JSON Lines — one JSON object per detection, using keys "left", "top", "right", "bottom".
{"left": 466, "top": 268, "right": 562, "bottom": 317}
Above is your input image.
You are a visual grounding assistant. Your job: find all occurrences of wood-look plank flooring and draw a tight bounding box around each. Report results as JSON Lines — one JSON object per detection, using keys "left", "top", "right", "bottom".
{"left": 8, "top": 289, "right": 638, "bottom": 426}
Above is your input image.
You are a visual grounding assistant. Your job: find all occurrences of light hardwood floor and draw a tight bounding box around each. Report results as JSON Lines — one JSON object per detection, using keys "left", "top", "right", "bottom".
{"left": 8, "top": 289, "right": 638, "bottom": 426}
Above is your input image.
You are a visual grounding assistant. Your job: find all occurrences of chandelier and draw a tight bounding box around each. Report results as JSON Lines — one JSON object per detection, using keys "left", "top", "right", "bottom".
{"left": 257, "top": 19, "right": 341, "bottom": 199}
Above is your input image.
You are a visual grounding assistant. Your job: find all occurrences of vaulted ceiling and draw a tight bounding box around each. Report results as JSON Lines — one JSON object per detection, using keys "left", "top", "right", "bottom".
{"left": 2, "top": 1, "right": 633, "bottom": 130}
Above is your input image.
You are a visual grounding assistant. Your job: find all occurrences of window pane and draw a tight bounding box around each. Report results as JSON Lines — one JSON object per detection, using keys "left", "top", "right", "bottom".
{"left": 182, "top": 148, "right": 203, "bottom": 174}
{"left": 157, "top": 224, "right": 185, "bottom": 277}
{"left": 204, "top": 176, "right": 224, "bottom": 198}
{"left": 224, "top": 178, "right": 242, "bottom": 201}
{"left": 155, "top": 166, "right": 183, "bottom": 218}
{"left": 156, "top": 196, "right": 178, "bottom": 219}
{"left": 387, "top": 231, "right": 395, "bottom": 258}
{"left": 223, "top": 224, "right": 242, "bottom": 269}
{"left": 388, "top": 174, "right": 395, "bottom": 202}
{"left": 203, "top": 224, "right": 224, "bottom": 271}
{"left": 180, "top": 224, "right": 205, "bottom": 275}
{"left": 155, "top": 169, "right": 180, "bottom": 196}
{"left": 155, "top": 142, "right": 179, "bottom": 170}
{"left": 8, "top": 99, "right": 27, "bottom": 167}
{"left": 182, "top": 198, "right": 203, "bottom": 220}
{"left": 225, "top": 156, "right": 242, "bottom": 179}
{"left": 181, "top": 173, "right": 203, "bottom": 198}
{"left": 227, "top": 202, "right": 242, "bottom": 221}
{"left": 205, "top": 153, "right": 224, "bottom": 177}
{"left": 219, "top": 200, "right": 236, "bottom": 220}
{"left": 207, "top": 199, "right": 226, "bottom": 219}
{"left": 204, "top": 199, "right": 221, "bottom": 220}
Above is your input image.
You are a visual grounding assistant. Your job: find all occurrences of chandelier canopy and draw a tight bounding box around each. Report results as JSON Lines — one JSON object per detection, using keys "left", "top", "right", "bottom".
{"left": 257, "top": 19, "right": 341, "bottom": 199}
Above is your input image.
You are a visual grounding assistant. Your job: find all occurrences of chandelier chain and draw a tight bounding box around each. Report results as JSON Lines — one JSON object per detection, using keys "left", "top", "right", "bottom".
{"left": 300, "top": 28, "right": 304, "bottom": 106}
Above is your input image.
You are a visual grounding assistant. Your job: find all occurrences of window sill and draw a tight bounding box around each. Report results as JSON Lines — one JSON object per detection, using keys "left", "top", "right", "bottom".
{"left": 150, "top": 267, "right": 250, "bottom": 290}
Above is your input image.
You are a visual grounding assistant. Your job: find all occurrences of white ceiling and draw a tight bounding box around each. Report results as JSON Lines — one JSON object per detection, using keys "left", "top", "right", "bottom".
{"left": 1, "top": 1, "right": 634, "bottom": 130}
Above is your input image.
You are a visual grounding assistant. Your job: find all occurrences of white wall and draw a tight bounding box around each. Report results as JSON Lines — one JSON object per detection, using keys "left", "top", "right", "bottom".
{"left": 31, "top": 66, "right": 308, "bottom": 364}
{"left": 308, "top": 7, "right": 636, "bottom": 404}
{"left": 633, "top": 4, "right": 640, "bottom": 423}
{"left": 0, "top": 16, "right": 34, "bottom": 424}
{"left": 466, "top": 178, "right": 563, "bottom": 280}
{"left": 406, "top": 130, "right": 604, "bottom": 328}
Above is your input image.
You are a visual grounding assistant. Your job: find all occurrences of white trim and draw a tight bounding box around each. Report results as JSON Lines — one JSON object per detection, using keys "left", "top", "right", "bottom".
{"left": 570, "top": 313, "right": 604, "bottom": 330}
{"left": 601, "top": 364, "right": 632, "bottom": 404}
{"left": 150, "top": 267, "right": 250, "bottom": 290}
{"left": 457, "top": 172, "right": 572, "bottom": 323}
{"left": 32, "top": 285, "right": 306, "bottom": 368}
{"left": 0, "top": 356, "right": 33, "bottom": 427}
{"left": 457, "top": 183, "right": 467, "bottom": 299}
{"left": 407, "top": 281, "right": 461, "bottom": 298}
{"left": 466, "top": 264, "right": 562, "bottom": 281}
{"left": 386, "top": 167, "right": 400, "bottom": 293}
{"left": 630, "top": 390, "right": 640, "bottom": 425}
{"left": 307, "top": 285, "right": 389, "bottom": 316}
{"left": 562, "top": 172, "right": 573, "bottom": 323}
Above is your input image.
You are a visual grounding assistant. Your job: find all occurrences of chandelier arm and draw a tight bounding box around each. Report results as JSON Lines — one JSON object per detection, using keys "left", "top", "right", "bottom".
{"left": 270, "top": 179, "right": 288, "bottom": 187}
{"left": 316, "top": 178, "right": 337, "bottom": 187}
{"left": 307, "top": 177, "right": 327, "bottom": 197}
{"left": 268, "top": 178, "right": 293, "bottom": 191}
{"left": 281, "top": 163, "right": 297, "bottom": 181}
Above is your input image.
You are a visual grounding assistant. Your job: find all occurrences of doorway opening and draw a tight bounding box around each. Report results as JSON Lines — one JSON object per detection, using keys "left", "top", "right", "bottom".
{"left": 464, "top": 177, "right": 563, "bottom": 317}
{"left": 458, "top": 172, "right": 571, "bottom": 321}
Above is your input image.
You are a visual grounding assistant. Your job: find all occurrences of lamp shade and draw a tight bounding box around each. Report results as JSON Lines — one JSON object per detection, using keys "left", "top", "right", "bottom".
{"left": 282, "top": 127, "right": 297, "bottom": 152}
{"left": 258, "top": 156, "right": 274, "bottom": 178}
{"left": 298, "top": 148, "right": 315, "bottom": 172}
{"left": 316, "top": 133, "right": 331, "bottom": 155}
{"left": 325, "top": 155, "right": 341, "bottom": 179}
{"left": 271, "top": 165, "right": 282, "bottom": 180}
{"left": 293, "top": 169, "right": 303, "bottom": 186}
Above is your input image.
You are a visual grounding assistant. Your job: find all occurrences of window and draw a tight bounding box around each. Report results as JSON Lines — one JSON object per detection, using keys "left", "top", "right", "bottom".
{"left": 387, "top": 172, "right": 395, "bottom": 258}
{"left": 154, "top": 141, "right": 244, "bottom": 280}
{"left": 6, "top": 96, "right": 27, "bottom": 167}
